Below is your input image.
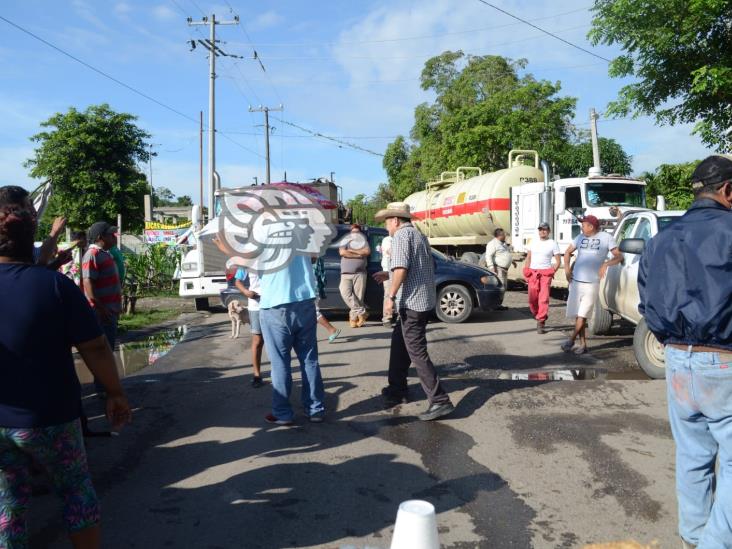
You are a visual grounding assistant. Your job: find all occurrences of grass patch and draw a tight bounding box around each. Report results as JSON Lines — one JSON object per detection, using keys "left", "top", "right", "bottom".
{"left": 118, "top": 309, "right": 181, "bottom": 333}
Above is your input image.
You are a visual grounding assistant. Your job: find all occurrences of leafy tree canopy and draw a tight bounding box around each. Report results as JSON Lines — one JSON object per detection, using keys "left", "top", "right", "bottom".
{"left": 589, "top": 0, "right": 732, "bottom": 150}
{"left": 554, "top": 136, "right": 632, "bottom": 177}
{"left": 25, "top": 104, "right": 151, "bottom": 234}
{"left": 153, "top": 187, "right": 193, "bottom": 208}
{"left": 383, "top": 52, "right": 577, "bottom": 199}
{"left": 640, "top": 161, "right": 698, "bottom": 210}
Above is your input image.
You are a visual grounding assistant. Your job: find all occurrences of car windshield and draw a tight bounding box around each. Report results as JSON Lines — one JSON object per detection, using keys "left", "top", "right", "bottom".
{"left": 586, "top": 183, "right": 646, "bottom": 207}
{"left": 658, "top": 216, "right": 681, "bottom": 231}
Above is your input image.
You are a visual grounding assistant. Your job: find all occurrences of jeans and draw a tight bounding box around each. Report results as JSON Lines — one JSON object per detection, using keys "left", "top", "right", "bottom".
{"left": 665, "top": 345, "right": 732, "bottom": 548}
{"left": 260, "top": 299, "right": 325, "bottom": 421}
{"left": 387, "top": 308, "right": 450, "bottom": 406}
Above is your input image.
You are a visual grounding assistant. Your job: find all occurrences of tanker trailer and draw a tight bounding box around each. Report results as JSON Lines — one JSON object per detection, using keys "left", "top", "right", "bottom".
{"left": 403, "top": 150, "right": 543, "bottom": 265}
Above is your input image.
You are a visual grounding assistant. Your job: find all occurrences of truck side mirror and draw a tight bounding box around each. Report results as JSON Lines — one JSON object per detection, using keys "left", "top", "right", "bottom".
{"left": 619, "top": 238, "right": 645, "bottom": 254}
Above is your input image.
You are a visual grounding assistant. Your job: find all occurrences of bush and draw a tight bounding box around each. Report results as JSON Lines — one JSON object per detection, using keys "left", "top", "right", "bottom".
{"left": 123, "top": 244, "right": 181, "bottom": 299}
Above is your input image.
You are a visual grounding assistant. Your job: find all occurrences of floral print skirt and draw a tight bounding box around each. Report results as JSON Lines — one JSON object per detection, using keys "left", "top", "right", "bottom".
{"left": 0, "top": 419, "right": 100, "bottom": 547}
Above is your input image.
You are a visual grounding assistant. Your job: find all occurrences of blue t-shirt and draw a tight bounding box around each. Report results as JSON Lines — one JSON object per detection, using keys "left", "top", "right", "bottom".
{"left": 0, "top": 263, "right": 102, "bottom": 428}
{"left": 259, "top": 256, "right": 317, "bottom": 309}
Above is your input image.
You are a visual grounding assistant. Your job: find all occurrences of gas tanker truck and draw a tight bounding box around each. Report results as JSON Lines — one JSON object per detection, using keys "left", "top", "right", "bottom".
{"left": 402, "top": 149, "right": 650, "bottom": 288}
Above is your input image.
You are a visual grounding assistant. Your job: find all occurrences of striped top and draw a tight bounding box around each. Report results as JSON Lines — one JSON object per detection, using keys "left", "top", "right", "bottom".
{"left": 82, "top": 245, "right": 122, "bottom": 315}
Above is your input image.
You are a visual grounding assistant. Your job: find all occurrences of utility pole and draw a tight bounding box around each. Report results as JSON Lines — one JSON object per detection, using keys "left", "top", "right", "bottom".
{"left": 589, "top": 108, "right": 602, "bottom": 176}
{"left": 249, "top": 104, "right": 283, "bottom": 184}
{"left": 199, "top": 110, "right": 204, "bottom": 208}
{"left": 188, "top": 13, "right": 239, "bottom": 216}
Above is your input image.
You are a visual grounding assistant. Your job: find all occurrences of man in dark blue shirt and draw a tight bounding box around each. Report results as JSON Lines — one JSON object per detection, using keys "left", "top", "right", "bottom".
{"left": 639, "top": 155, "right": 732, "bottom": 549}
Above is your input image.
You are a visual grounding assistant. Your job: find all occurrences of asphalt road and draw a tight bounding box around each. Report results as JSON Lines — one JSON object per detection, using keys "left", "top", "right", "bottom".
{"left": 30, "top": 290, "right": 676, "bottom": 548}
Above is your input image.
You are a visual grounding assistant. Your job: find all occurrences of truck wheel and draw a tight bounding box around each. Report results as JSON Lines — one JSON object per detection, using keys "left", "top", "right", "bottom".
{"left": 632, "top": 318, "right": 666, "bottom": 379}
{"left": 588, "top": 301, "right": 613, "bottom": 335}
{"left": 460, "top": 252, "right": 480, "bottom": 265}
{"left": 194, "top": 297, "right": 209, "bottom": 311}
{"left": 436, "top": 284, "right": 473, "bottom": 323}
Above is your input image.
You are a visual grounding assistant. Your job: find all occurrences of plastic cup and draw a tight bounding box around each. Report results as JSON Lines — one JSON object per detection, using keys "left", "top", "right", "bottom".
{"left": 390, "top": 500, "right": 439, "bottom": 549}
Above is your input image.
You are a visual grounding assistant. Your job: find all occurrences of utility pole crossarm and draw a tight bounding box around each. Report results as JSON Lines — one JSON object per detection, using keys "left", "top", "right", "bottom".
{"left": 187, "top": 13, "right": 239, "bottom": 218}
{"left": 249, "top": 104, "right": 284, "bottom": 185}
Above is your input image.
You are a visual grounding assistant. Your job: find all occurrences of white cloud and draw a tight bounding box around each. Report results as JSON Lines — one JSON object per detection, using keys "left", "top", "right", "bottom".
{"left": 114, "top": 2, "right": 133, "bottom": 19}
{"left": 250, "top": 10, "right": 284, "bottom": 30}
{"left": 71, "top": 0, "right": 110, "bottom": 32}
{"left": 152, "top": 5, "right": 177, "bottom": 21}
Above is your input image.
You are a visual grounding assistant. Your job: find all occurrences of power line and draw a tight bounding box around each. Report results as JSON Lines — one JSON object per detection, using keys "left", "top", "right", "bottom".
{"left": 273, "top": 117, "right": 384, "bottom": 157}
{"left": 474, "top": 0, "right": 610, "bottom": 63}
{"left": 0, "top": 14, "right": 264, "bottom": 161}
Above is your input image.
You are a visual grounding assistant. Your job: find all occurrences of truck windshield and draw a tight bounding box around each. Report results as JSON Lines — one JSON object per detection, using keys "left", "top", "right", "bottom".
{"left": 586, "top": 183, "right": 646, "bottom": 207}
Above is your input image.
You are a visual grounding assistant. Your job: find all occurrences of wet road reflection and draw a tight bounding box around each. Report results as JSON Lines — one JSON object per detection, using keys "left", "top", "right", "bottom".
{"left": 75, "top": 325, "right": 188, "bottom": 383}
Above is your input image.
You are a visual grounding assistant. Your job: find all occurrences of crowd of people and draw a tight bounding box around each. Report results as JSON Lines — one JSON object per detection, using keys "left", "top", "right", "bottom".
{"left": 1, "top": 153, "right": 730, "bottom": 547}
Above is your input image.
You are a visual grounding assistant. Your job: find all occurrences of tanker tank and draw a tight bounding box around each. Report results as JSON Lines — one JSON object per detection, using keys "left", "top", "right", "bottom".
{"left": 403, "top": 150, "right": 544, "bottom": 245}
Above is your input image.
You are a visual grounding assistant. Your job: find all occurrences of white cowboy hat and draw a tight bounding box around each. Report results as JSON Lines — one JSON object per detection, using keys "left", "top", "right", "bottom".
{"left": 374, "top": 201, "right": 412, "bottom": 221}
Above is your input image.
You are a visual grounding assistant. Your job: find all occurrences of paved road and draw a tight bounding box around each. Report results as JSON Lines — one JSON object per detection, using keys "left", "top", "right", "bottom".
{"left": 31, "top": 291, "right": 676, "bottom": 548}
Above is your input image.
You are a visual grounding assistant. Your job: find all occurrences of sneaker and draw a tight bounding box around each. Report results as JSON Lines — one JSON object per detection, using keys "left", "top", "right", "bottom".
{"left": 418, "top": 402, "right": 455, "bottom": 421}
{"left": 356, "top": 313, "right": 369, "bottom": 327}
{"left": 264, "top": 413, "right": 294, "bottom": 426}
{"left": 381, "top": 386, "right": 409, "bottom": 408}
{"left": 382, "top": 321, "right": 393, "bottom": 328}
{"left": 573, "top": 345, "right": 588, "bottom": 355}
{"left": 308, "top": 412, "right": 325, "bottom": 423}
{"left": 251, "top": 376, "right": 264, "bottom": 388}
{"left": 537, "top": 321, "right": 546, "bottom": 334}
{"left": 561, "top": 339, "right": 575, "bottom": 352}
{"left": 328, "top": 329, "right": 341, "bottom": 343}
{"left": 349, "top": 319, "right": 358, "bottom": 328}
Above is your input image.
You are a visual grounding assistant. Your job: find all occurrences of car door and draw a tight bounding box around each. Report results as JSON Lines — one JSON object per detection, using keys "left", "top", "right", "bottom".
{"left": 600, "top": 216, "right": 637, "bottom": 313}
{"left": 364, "top": 229, "right": 387, "bottom": 311}
{"left": 618, "top": 215, "right": 652, "bottom": 323}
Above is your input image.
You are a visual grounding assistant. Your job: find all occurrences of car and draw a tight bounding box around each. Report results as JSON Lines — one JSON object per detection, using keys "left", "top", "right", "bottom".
{"left": 591, "top": 209, "right": 685, "bottom": 378}
{"left": 220, "top": 224, "right": 505, "bottom": 323}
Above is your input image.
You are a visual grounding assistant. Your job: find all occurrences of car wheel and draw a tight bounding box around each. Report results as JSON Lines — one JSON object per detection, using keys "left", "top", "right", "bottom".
{"left": 587, "top": 301, "right": 613, "bottom": 335}
{"left": 460, "top": 252, "right": 480, "bottom": 265}
{"left": 195, "top": 297, "right": 209, "bottom": 311}
{"left": 436, "top": 284, "right": 473, "bottom": 323}
{"left": 632, "top": 318, "right": 666, "bottom": 379}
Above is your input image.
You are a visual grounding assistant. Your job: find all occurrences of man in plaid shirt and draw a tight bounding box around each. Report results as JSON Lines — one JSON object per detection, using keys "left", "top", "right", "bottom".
{"left": 374, "top": 202, "right": 454, "bottom": 421}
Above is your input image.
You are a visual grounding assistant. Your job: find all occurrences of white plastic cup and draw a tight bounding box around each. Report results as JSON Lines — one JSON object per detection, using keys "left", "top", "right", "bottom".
{"left": 390, "top": 499, "right": 439, "bottom": 549}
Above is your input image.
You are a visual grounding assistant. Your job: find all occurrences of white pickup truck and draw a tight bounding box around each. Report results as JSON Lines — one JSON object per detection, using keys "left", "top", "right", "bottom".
{"left": 589, "top": 209, "right": 685, "bottom": 379}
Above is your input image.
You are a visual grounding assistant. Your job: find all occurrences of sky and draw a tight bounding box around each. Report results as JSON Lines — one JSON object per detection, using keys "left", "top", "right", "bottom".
{"left": 0, "top": 0, "right": 715, "bottom": 204}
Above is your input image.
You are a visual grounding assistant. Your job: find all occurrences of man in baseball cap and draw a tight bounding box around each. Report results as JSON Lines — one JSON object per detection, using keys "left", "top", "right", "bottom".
{"left": 578, "top": 214, "right": 600, "bottom": 231}
{"left": 638, "top": 154, "right": 732, "bottom": 548}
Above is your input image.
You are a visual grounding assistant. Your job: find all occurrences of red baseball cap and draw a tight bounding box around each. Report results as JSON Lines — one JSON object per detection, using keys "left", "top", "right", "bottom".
{"left": 579, "top": 215, "right": 600, "bottom": 230}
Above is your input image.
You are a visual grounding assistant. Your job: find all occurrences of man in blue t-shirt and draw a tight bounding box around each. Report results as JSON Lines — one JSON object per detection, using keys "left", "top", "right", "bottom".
{"left": 562, "top": 215, "right": 622, "bottom": 354}
{"left": 258, "top": 255, "right": 325, "bottom": 425}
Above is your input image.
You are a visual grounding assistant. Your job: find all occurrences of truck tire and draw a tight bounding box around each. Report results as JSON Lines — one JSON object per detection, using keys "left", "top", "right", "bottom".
{"left": 633, "top": 318, "right": 666, "bottom": 379}
{"left": 436, "top": 284, "right": 473, "bottom": 323}
{"left": 460, "top": 252, "right": 480, "bottom": 265}
{"left": 194, "top": 297, "right": 209, "bottom": 311}
{"left": 588, "top": 301, "right": 613, "bottom": 335}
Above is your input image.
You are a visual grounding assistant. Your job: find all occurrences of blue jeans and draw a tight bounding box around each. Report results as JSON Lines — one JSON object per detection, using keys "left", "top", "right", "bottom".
{"left": 260, "top": 299, "right": 324, "bottom": 421}
{"left": 665, "top": 345, "right": 732, "bottom": 548}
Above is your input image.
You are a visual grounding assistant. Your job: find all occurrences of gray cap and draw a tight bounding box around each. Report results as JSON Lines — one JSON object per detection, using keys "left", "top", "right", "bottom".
{"left": 88, "top": 221, "right": 117, "bottom": 242}
{"left": 537, "top": 222, "right": 550, "bottom": 230}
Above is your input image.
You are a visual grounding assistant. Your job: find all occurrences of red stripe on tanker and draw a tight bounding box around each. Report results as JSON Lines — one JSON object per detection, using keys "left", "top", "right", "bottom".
{"left": 411, "top": 197, "right": 511, "bottom": 220}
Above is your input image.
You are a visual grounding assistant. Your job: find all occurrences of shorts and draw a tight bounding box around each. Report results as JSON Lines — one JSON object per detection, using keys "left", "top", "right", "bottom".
{"left": 0, "top": 419, "right": 100, "bottom": 546}
{"left": 249, "top": 309, "right": 262, "bottom": 335}
{"left": 566, "top": 280, "right": 599, "bottom": 319}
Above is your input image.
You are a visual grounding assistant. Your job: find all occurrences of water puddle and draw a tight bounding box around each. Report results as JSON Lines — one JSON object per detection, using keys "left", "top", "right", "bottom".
{"left": 442, "top": 362, "right": 650, "bottom": 381}
{"left": 75, "top": 325, "right": 188, "bottom": 383}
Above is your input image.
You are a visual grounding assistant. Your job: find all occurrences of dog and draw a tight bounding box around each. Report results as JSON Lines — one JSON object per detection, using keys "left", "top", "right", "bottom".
{"left": 227, "top": 300, "right": 248, "bottom": 338}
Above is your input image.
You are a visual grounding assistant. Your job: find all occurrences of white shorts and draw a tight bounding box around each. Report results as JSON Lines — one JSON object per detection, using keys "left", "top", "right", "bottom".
{"left": 566, "top": 281, "right": 599, "bottom": 319}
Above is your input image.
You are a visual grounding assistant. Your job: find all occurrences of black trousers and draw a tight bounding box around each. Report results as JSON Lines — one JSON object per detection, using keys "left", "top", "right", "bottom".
{"left": 387, "top": 308, "right": 450, "bottom": 405}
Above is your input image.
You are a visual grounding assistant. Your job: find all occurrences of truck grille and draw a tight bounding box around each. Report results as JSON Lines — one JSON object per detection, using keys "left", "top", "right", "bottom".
{"left": 201, "top": 238, "right": 229, "bottom": 275}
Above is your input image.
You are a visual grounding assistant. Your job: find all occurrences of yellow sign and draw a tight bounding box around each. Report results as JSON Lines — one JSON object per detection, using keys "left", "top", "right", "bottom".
{"left": 144, "top": 220, "right": 192, "bottom": 230}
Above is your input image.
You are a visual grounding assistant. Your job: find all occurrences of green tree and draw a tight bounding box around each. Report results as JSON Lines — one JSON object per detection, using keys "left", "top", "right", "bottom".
{"left": 25, "top": 104, "right": 150, "bottom": 234}
{"left": 384, "top": 52, "right": 577, "bottom": 199}
{"left": 589, "top": 0, "right": 732, "bottom": 150}
{"left": 176, "top": 195, "right": 193, "bottom": 207}
{"left": 554, "top": 137, "right": 632, "bottom": 177}
{"left": 153, "top": 186, "right": 175, "bottom": 207}
{"left": 346, "top": 193, "right": 386, "bottom": 226}
{"left": 640, "top": 161, "right": 698, "bottom": 210}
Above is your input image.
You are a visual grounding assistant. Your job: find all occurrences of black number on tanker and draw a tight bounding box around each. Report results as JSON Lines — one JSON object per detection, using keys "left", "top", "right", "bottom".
{"left": 579, "top": 238, "right": 601, "bottom": 250}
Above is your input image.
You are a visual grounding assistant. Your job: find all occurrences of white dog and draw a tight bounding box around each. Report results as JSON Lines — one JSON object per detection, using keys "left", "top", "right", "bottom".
{"left": 227, "top": 299, "right": 248, "bottom": 338}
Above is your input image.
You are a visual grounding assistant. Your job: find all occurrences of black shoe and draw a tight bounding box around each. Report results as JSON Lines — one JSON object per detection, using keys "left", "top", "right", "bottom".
{"left": 419, "top": 402, "right": 455, "bottom": 421}
{"left": 537, "top": 321, "right": 546, "bottom": 334}
{"left": 381, "top": 387, "right": 408, "bottom": 408}
{"left": 251, "top": 376, "right": 264, "bottom": 388}
{"left": 496, "top": 305, "right": 509, "bottom": 311}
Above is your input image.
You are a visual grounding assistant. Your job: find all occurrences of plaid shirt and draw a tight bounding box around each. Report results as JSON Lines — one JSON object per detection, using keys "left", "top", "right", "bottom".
{"left": 390, "top": 223, "right": 436, "bottom": 312}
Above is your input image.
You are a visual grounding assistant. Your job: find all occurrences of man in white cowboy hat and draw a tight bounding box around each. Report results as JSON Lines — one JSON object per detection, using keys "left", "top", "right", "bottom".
{"left": 373, "top": 202, "right": 454, "bottom": 421}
